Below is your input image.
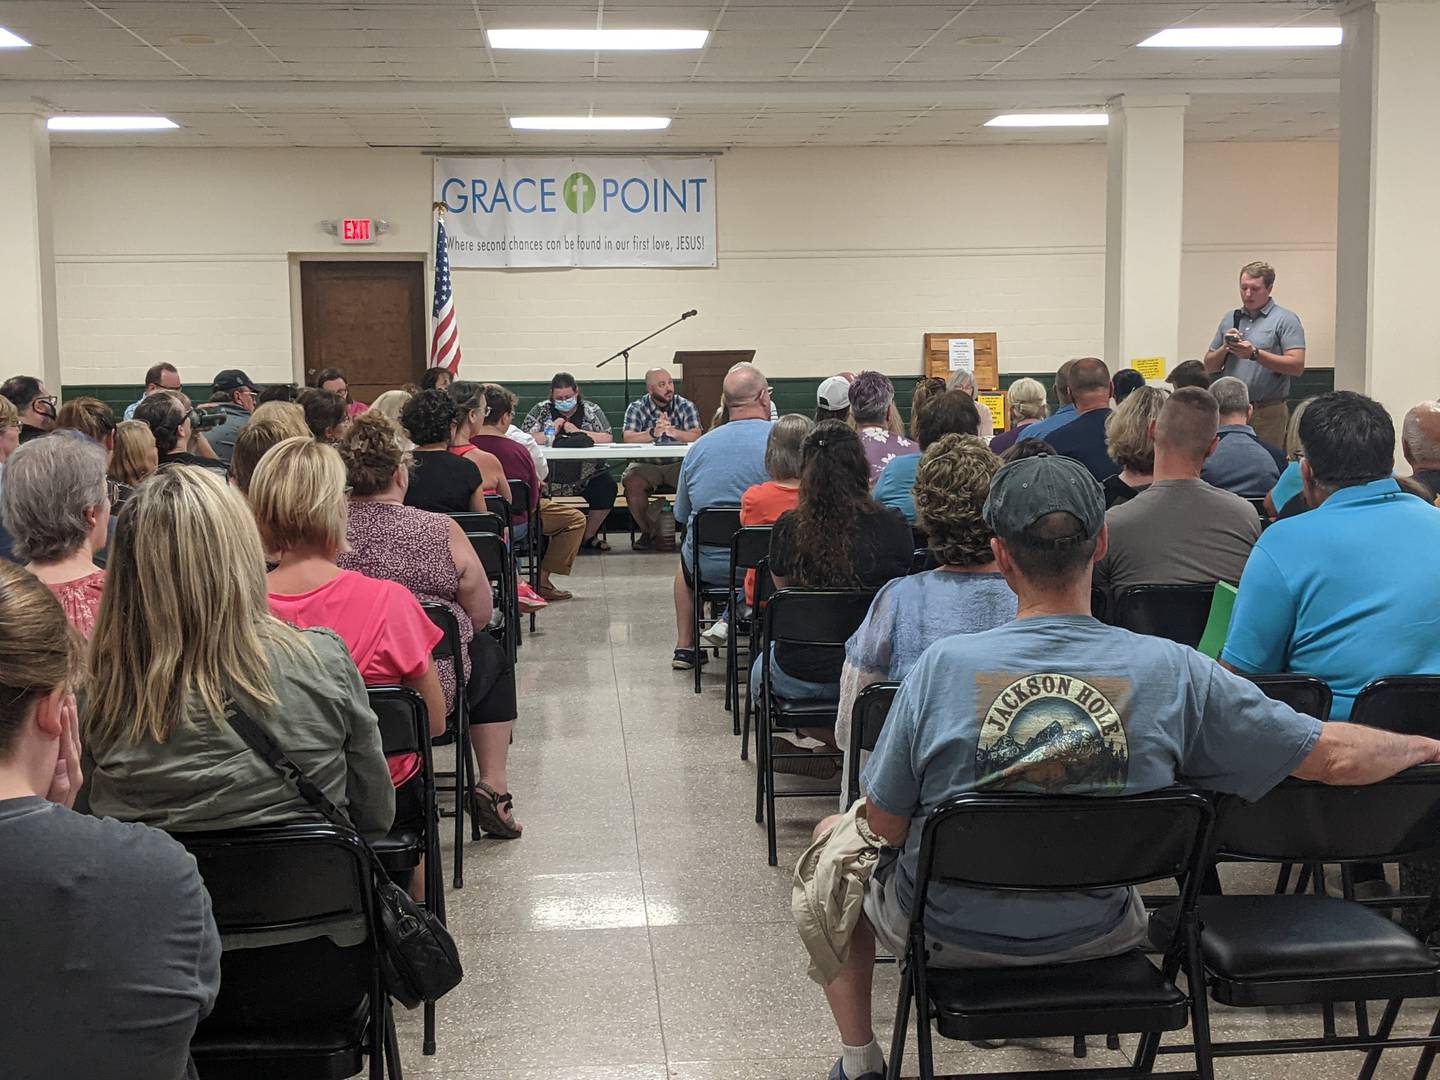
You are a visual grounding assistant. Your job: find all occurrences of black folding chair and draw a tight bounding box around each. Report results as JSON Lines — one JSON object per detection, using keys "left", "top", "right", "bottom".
{"left": 468, "top": 531, "right": 519, "bottom": 665}
{"left": 726, "top": 525, "right": 773, "bottom": 727}
{"left": 889, "top": 788, "right": 1216, "bottom": 1080}
{"left": 447, "top": 510, "right": 504, "bottom": 537}
{"left": 506, "top": 479, "right": 539, "bottom": 631}
{"left": 1246, "top": 497, "right": 1270, "bottom": 528}
{"left": 1091, "top": 586, "right": 1108, "bottom": 622}
{"left": 908, "top": 548, "right": 930, "bottom": 575}
{"left": 844, "top": 681, "right": 899, "bottom": 809}
{"left": 689, "top": 506, "right": 742, "bottom": 694}
{"left": 756, "top": 588, "right": 875, "bottom": 866}
{"left": 1152, "top": 768, "right": 1440, "bottom": 1077}
{"left": 1352, "top": 675, "right": 1440, "bottom": 736}
{"left": 420, "top": 602, "right": 475, "bottom": 890}
{"left": 740, "top": 558, "right": 776, "bottom": 763}
{"left": 182, "top": 823, "right": 398, "bottom": 1080}
{"left": 1111, "top": 584, "right": 1218, "bottom": 648}
{"left": 367, "top": 686, "right": 443, "bottom": 1057}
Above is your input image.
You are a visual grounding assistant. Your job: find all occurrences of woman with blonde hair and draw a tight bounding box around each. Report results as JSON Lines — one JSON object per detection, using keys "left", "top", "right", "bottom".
{"left": 1103, "top": 384, "right": 1169, "bottom": 507}
{"left": 989, "top": 377, "right": 1048, "bottom": 454}
{"left": 337, "top": 413, "right": 523, "bottom": 837}
{"left": 55, "top": 397, "right": 118, "bottom": 452}
{"left": 1266, "top": 396, "right": 1317, "bottom": 518}
{"left": 83, "top": 465, "right": 394, "bottom": 838}
{"left": 837, "top": 433, "right": 1017, "bottom": 798}
{"left": 108, "top": 420, "right": 158, "bottom": 493}
{"left": 228, "top": 403, "right": 310, "bottom": 495}
{"left": 0, "top": 432, "right": 110, "bottom": 637}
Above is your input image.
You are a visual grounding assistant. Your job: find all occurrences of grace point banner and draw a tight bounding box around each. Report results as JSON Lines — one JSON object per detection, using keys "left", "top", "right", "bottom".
{"left": 433, "top": 155, "right": 717, "bottom": 269}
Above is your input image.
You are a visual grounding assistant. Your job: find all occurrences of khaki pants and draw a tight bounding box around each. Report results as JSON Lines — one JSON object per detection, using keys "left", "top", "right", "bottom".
{"left": 622, "top": 461, "right": 683, "bottom": 535}
{"left": 1250, "top": 399, "right": 1289, "bottom": 448}
{"left": 539, "top": 498, "right": 585, "bottom": 577}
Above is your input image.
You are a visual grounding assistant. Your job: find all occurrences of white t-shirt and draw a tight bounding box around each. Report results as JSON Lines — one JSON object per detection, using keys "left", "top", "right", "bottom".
{"left": 506, "top": 424, "right": 547, "bottom": 482}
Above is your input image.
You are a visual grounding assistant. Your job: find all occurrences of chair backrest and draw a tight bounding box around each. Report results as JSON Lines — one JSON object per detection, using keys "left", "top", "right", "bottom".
{"left": 367, "top": 685, "right": 427, "bottom": 758}
{"left": 1247, "top": 497, "right": 1270, "bottom": 522}
{"left": 1349, "top": 676, "right": 1440, "bottom": 737}
{"left": 484, "top": 493, "right": 510, "bottom": 522}
{"left": 420, "top": 601, "right": 465, "bottom": 732}
{"left": 1090, "top": 586, "right": 1108, "bottom": 622}
{"left": 506, "top": 478, "right": 533, "bottom": 515}
{"left": 468, "top": 530, "right": 509, "bottom": 581}
{"left": 730, "top": 525, "right": 772, "bottom": 571}
{"left": 694, "top": 506, "right": 742, "bottom": 548}
{"left": 766, "top": 588, "right": 876, "bottom": 646}
{"left": 846, "top": 682, "right": 900, "bottom": 807}
{"left": 1214, "top": 768, "right": 1440, "bottom": 864}
{"left": 1247, "top": 673, "right": 1332, "bottom": 721}
{"left": 1111, "top": 583, "right": 1217, "bottom": 648}
{"left": 916, "top": 788, "right": 1214, "bottom": 893}
{"left": 449, "top": 510, "right": 504, "bottom": 536}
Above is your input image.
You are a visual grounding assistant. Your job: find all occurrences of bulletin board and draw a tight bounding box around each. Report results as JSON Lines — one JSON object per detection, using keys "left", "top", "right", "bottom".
{"left": 923, "top": 332, "right": 999, "bottom": 390}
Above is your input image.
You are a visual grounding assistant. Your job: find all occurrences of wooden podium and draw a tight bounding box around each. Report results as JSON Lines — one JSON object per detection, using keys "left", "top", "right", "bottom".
{"left": 673, "top": 350, "right": 755, "bottom": 427}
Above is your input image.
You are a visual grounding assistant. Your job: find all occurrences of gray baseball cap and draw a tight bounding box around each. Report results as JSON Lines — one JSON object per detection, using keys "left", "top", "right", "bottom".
{"left": 816, "top": 375, "right": 851, "bottom": 411}
{"left": 982, "top": 454, "right": 1105, "bottom": 542}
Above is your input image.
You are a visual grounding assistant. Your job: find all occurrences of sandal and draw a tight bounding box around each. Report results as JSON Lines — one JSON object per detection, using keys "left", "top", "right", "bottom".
{"left": 470, "top": 781, "right": 523, "bottom": 839}
{"left": 582, "top": 536, "right": 611, "bottom": 553}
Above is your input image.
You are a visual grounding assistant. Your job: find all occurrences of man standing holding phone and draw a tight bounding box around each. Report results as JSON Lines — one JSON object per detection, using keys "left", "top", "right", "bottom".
{"left": 1203, "top": 260, "right": 1307, "bottom": 446}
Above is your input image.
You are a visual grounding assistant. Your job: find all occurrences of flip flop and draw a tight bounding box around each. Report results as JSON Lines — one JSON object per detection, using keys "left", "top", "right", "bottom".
{"left": 582, "top": 536, "right": 612, "bottom": 553}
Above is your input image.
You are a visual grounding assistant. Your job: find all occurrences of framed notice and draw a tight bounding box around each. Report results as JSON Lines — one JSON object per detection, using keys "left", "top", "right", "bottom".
{"left": 924, "top": 332, "right": 999, "bottom": 389}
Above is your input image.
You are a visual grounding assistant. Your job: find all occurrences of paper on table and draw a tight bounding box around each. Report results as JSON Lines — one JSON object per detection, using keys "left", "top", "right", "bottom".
{"left": 948, "top": 338, "right": 975, "bottom": 373}
{"left": 1197, "top": 581, "right": 1239, "bottom": 660}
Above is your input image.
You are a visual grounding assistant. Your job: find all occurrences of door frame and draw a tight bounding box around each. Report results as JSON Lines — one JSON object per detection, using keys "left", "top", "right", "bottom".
{"left": 287, "top": 251, "right": 428, "bottom": 385}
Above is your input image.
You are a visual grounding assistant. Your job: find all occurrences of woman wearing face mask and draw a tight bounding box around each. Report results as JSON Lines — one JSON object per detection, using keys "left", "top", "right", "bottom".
{"left": 520, "top": 372, "right": 617, "bottom": 551}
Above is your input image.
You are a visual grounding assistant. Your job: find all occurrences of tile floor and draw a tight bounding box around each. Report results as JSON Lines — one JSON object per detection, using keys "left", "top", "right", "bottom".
{"left": 395, "top": 550, "right": 1438, "bottom": 1079}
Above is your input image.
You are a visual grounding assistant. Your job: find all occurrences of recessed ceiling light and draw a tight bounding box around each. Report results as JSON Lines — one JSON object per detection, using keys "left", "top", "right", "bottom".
{"left": 985, "top": 114, "right": 1109, "bottom": 128}
{"left": 47, "top": 116, "right": 180, "bottom": 132}
{"left": 510, "top": 116, "right": 672, "bottom": 132}
{"left": 1138, "top": 27, "right": 1342, "bottom": 48}
{"left": 488, "top": 28, "right": 707, "bottom": 51}
{"left": 0, "top": 26, "right": 31, "bottom": 48}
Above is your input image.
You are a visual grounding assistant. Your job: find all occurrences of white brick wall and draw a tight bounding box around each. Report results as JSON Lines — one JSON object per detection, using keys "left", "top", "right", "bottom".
{"left": 48, "top": 142, "right": 1338, "bottom": 386}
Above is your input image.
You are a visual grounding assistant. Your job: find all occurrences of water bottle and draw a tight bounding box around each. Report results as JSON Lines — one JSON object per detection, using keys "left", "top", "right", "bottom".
{"left": 544, "top": 421, "right": 557, "bottom": 444}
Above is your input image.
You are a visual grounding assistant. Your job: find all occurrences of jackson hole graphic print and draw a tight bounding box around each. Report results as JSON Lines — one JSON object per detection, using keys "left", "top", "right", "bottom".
{"left": 975, "top": 673, "right": 1130, "bottom": 792}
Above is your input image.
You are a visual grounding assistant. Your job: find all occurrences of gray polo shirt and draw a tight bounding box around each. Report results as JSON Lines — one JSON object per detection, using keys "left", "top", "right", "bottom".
{"left": 1208, "top": 300, "right": 1306, "bottom": 403}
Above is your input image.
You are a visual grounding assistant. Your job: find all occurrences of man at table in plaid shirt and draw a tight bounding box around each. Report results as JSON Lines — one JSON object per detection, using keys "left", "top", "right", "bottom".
{"left": 622, "top": 367, "right": 703, "bottom": 550}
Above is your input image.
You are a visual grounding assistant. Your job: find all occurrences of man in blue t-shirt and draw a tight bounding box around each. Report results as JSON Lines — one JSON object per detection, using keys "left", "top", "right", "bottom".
{"left": 813, "top": 452, "right": 1440, "bottom": 1080}
{"left": 670, "top": 362, "right": 772, "bottom": 670}
{"left": 1222, "top": 391, "right": 1440, "bottom": 720}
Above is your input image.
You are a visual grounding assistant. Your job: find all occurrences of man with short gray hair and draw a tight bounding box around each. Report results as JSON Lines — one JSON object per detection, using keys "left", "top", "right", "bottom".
{"left": 1202, "top": 260, "right": 1306, "bottom": 446}
{"left": 1200, "top": 376, "right": 1283, "bottom": 498}
{"left": 1402, "top": 401, "right": 1440, "bottom": 500}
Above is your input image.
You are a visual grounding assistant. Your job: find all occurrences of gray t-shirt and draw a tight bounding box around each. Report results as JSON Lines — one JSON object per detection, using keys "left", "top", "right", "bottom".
{"left": 862, "top": 615, "right": 1320, "bottom": 954}
{"left": 1208, "top": 300, "right": 1306, "bottom": 402}
{"left": 1095, "top": 478, "right": 1261, "bottom": 602}
{"left": 0, "top": 797, "right": 220, "bottom": 1079}
{"left": 1201, "top": 424, "right": 1282, "bottom": 499}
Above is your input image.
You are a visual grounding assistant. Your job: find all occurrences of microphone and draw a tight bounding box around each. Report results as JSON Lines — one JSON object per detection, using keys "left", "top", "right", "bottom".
{"left": 682, "top": 309, "right": 698, "bottom": 319}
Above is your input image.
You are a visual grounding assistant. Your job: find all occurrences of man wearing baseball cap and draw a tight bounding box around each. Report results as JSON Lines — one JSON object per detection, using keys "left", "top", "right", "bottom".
{"left": 816, "top": 375, "right": 851, "bottom": 423}
{"left": 810, "top": 452, "right": 1440, "bottom": 1080}
{"left": 201, "top": 369, "right": 261, "bottom": 465}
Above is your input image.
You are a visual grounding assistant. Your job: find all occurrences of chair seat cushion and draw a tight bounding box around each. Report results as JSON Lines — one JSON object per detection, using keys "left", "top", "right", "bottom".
{"left": 771, "top": 699, "right": 840, "bottom": 723}
{"left": 373, "top": 830, "right": 423, "bottom": 870}
{"left": 1152, "top": 895, "right": 1439, "bottom": 982}
{"left": 928, "top": 949, "right": 1187, "bottom": 1040}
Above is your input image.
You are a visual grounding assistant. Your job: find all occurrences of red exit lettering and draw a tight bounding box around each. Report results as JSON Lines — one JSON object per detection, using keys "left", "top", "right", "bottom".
{"left": 341, "top": 218, "right": 372, "bottom": 243}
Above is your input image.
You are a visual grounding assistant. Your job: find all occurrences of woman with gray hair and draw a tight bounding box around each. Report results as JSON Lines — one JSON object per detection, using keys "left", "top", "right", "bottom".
{"left": 849, "top": 371, "right": 917, "bottom": 487}
{"left": 989, "top": 377, "right": 1048, "bottom": 454}
{"left": 0, "top": 431, "right": 110, "bottom": 636}
{"left": 946, "top": 368, "right": 996, "bottom": 438}
{"left": 739, "top": 413, "right": 815, "bottom": 606}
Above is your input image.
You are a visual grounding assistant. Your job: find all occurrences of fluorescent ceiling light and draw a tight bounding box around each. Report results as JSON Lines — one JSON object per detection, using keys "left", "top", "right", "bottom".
{"left": 510, "top": 116, "right": 672, "bottom": 131}
{"left": 488, "top": 28, "right": 707, "bottom": 51}
{"left": 0, "top": 26, "right": 32, "bottom": 48}
{"left": 985, "top": 113, "right": 1109, "bottom": 128}
{"left": 47, "top": 115, "right": 179, "bottom": 131}
{"left": 1138, "top": 26, "right": 1342, "bottom": 48}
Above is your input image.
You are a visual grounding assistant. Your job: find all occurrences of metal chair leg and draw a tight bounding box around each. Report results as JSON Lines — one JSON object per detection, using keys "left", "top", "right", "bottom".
{"left": 1358, "top": 998, "right": 1403, "bottom": 1080}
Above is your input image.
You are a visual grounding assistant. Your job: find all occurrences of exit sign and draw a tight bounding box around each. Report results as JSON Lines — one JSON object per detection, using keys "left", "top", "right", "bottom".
{"left": 340, "top": 218, "right": 374, "bottom": 244}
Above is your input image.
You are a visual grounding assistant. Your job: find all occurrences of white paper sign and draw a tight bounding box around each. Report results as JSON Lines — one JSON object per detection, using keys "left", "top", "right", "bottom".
{"left": 948, "top": 338, "right": 975, "bottom": 373}
{"left": 434, "top": 155, "right": 717, "bottom": 269}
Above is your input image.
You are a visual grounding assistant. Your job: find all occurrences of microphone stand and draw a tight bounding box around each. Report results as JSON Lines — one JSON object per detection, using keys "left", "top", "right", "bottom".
{"left": 598, "top": 310, "right": 697, "bottom": 414}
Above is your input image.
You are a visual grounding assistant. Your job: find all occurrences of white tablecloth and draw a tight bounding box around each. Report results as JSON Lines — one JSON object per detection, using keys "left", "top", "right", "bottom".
{"left": 542, "top": 443, "right": 690, "bottom": 461}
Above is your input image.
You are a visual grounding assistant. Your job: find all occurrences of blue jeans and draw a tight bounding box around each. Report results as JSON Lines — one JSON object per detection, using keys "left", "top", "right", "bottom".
{"left": 749, "top": 645, "right": 840, "bottom": 711}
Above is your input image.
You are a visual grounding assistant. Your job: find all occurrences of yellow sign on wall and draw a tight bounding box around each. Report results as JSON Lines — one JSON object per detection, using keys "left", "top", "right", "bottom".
{"left": 1130, "top": 357, "right": 1167, "bottom": 381}
{"left": 976, "top": 392, "right": 1007, "bottom": 432}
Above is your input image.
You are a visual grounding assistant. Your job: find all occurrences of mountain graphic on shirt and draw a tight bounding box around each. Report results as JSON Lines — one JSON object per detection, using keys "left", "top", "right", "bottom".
{"left": 975, "top": 674, "right": 1130, "bottom": 793}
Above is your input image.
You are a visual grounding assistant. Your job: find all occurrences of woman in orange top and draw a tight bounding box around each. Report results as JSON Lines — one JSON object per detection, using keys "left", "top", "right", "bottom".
{"left": 739, "top": 414, "right": 814, "bottom": 606}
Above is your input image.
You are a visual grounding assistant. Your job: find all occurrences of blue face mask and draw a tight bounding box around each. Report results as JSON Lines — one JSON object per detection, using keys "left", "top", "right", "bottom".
{"left": 553, "top": 397, "right": 577, "bottom": 413}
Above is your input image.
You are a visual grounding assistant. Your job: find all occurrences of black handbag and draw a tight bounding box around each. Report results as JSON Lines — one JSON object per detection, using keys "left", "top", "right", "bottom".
{"left": 224, "top": 701, "right": 464, "bottom": 1009}
{"left": 548, "top": 426, "right": 595, "bottom": 488}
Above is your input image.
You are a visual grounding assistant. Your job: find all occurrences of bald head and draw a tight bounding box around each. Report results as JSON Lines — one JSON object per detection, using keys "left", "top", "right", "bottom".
{"left": 645, "top": 367, "right": 675, "bottom": 407}
{"left": 723, "top": 362, "right": 770, "bottom": 418}
{"left": 1067, "top": 357, "right": 1111, "bottom": 413}
{"left": 1153, "top": 387, "right": 1220, "bottom": 475}
{"left": 1403, "top": 401, "right": 1440, "bottom": 468}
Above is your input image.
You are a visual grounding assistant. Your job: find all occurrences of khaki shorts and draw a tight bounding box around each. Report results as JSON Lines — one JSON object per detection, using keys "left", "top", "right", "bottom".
{"left": 622, "top": 460, "right": 683, "bottom": 491}
{"left": 862, "top": 855, "right": 1149, "bottom": 969}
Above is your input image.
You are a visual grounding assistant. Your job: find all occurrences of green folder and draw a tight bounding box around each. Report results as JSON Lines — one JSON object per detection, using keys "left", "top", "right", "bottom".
{"left": 1197, "top": 581, "right": 1239, "bottom": 659}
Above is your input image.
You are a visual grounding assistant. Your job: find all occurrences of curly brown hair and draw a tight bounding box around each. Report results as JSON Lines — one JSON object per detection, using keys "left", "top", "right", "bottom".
{"left": 914, "top": 433, "right": 1002, "bottom": 567}
{"left": 337, "top": 412, "right": 408, "bottom": 496}
{"left": 783, "top": 420, "right": 873, "bottom": 587}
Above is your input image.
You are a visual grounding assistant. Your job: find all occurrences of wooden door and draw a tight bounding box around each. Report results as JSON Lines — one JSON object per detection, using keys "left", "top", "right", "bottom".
{"left": 673, "top": 349, "right": 756, "bottom": 427}
{"left": 300, "top": 261, "right": 426, "bottom": 406}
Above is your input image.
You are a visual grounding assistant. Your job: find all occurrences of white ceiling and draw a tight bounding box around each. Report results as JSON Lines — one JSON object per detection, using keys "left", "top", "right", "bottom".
{"left": 0, "top": 1, "right": 1342, "bottom": 147}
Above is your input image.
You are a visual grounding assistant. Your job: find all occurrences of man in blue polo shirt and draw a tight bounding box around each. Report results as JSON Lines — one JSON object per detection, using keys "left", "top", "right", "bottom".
{"left": 1222, "top": 391, "right": 1440, "bottom": 720}
{"left": 1015, "top": 359, "right": 1077, "bottom": 443}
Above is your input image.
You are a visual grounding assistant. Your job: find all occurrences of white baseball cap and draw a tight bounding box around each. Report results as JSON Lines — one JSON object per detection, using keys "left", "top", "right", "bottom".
{"left": 817, "top": 376, "right": 851, "bottom": 411}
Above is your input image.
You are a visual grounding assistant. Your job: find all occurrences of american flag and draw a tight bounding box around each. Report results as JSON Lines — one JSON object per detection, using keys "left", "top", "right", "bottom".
{"left": 429, "top": 211, "right": 462, "bottom": 374}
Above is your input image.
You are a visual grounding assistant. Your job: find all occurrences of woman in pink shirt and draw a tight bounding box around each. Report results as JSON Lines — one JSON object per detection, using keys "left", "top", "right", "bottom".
{"left": 317, "top": 367, "right": 369, "bottom": 418}
{"left": 0, "top": 431, "right": 109, "bottom": 638}
{"left": 250, "top": 437, "right": 445, "bottom": 865}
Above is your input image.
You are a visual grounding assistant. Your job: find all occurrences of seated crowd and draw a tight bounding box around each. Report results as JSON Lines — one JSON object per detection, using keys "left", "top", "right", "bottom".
{"left": 4, "top": 351, "right": 1440, "bottom": 1080}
